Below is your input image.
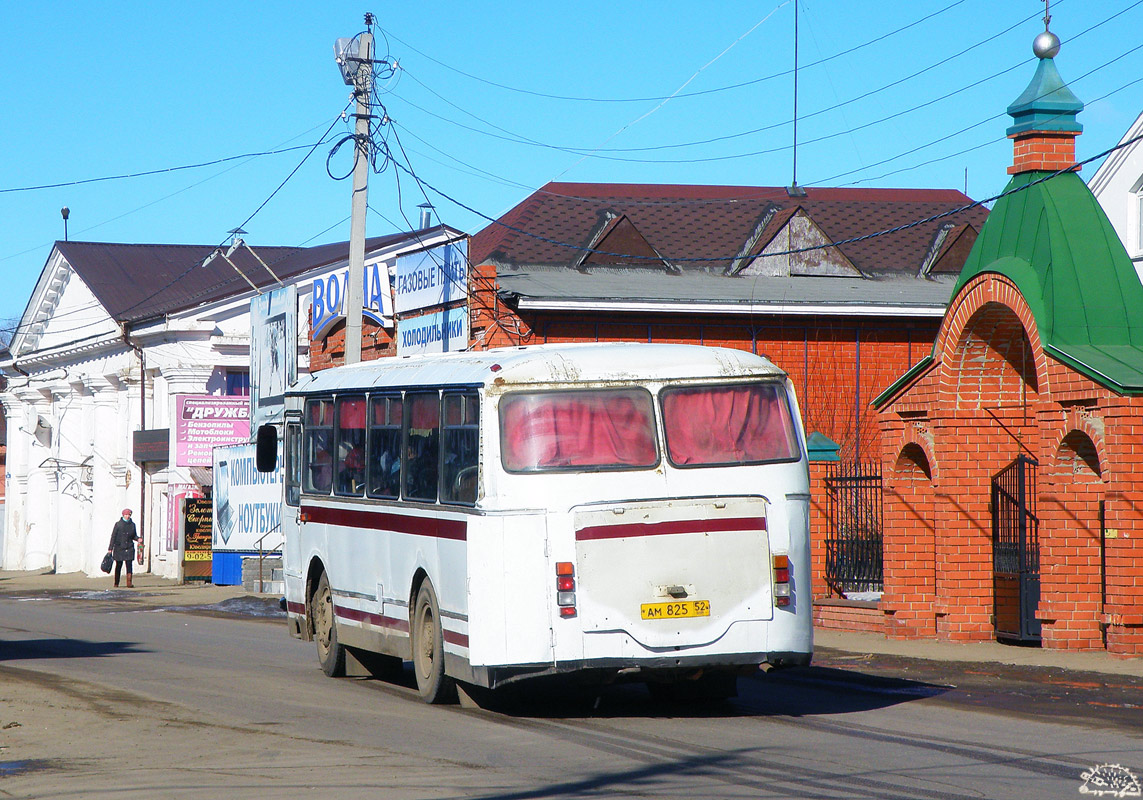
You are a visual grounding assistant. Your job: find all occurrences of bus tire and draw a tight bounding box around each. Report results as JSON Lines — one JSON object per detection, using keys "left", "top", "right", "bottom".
{"left": 412, "top": 581, "right": 457, "bottom": 704}
{"left": 313, "top": 572, "right": 346, "bottom": 678}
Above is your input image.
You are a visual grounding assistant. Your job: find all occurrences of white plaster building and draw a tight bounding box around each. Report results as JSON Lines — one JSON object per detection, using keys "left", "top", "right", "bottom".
{"left": 1, "top": 227, "right": 459, "bottom": 579}
{"left": 1089, "top": 110, "right": 1143, "bottom": 282}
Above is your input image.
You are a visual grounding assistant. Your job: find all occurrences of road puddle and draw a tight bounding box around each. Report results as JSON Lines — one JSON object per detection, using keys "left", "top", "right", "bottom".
{"left": 0, "top": 759, "right": 53, "bottom": 776}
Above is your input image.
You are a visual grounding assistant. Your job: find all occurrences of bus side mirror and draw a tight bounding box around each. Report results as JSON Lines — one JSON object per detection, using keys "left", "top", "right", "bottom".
{"left": 255, "top": 424, "right": 278, "bottom": 472}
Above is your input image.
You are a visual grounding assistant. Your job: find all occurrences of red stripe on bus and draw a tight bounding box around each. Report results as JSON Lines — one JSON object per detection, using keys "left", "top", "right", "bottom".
{"left": 442, "top": 630, "right": 470, "bottom": 648}
{"left": 335, "top": 605, "right": 465, "bottom": 646}
{"left": 303, "top": 505, "right": 467, "bottom": 541}
{"left": 575, "top": 516, "right": 766, "bottom": 541}
{"left": 286, "top": 600, "right": 306, "bottom": 615}
{"left": 335, "top": 604, "right": 411, "bottom": 633}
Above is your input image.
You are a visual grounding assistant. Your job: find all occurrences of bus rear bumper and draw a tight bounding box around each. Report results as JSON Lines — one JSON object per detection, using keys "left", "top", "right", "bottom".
{"left": 472, "top": 650, "right": 812, "bottom": 690}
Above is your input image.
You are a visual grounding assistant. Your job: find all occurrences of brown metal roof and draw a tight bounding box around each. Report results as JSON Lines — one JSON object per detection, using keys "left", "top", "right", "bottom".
{"left": 56, "top": 227, "right": 452, "bottom": 324}
{"left": 471, "top": 182, "right": 987, "bottom": 275}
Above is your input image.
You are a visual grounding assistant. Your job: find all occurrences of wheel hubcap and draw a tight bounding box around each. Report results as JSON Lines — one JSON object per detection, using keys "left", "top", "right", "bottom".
{"left": 416, "top": 604, "right": 436, "bottom": 679}
{"left": 316, "top": 587, "right": 332, "bottom": 655}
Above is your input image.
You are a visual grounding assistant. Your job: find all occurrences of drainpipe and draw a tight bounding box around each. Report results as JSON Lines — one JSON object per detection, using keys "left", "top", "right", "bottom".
{"left": 121, "top": 324, "right": 148, "bottom": 572}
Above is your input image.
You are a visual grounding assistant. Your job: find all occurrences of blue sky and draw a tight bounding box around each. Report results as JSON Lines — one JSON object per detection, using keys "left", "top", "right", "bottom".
{"left": 1, "top": 1, "right": 1141, "bottom": 326}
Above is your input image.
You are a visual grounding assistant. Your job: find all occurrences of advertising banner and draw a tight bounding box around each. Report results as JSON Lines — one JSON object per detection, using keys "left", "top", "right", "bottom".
{"left": 310, "top": 258, "right": 394, "bottom": 336}
{"left": 166, "top": 483, "right": 202, "bottom": 553}
{"left": 182, "top": 497, "right": 213, "bottom": 581}
{"left": 396, "top": 306, "right": 469, "bottom": 356}
{"left": 175, "top": 396, "right": 250, "bottom": 467}
{"left": 212, "top": 443, "right": 283, "bottom": 553}
{"left": 394, "top": 239, "right": 468, "bottom": 314}
{"left": 250, "top": 285, "right": 297, "bottom": 433}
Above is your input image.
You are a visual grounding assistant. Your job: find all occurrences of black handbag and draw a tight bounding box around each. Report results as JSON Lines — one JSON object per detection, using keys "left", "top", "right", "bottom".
{"left": 100, "top": 552, "right": 114, "bottom": 574}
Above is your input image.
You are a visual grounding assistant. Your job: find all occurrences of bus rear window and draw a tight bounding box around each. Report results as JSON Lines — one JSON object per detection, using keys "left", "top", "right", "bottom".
{"left": 661, "top": 383, "right": 800, "bottom": 467}
{"left": 500, "top": 389, "right": 657, "bottom": 472}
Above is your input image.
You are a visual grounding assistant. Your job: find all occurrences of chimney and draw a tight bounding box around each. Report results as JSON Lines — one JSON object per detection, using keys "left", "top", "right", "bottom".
{"left": 417, "top": 203, "right": 434, "bottom": 230}
{"left": 1006, "top": 27, "right": 1083, "bottom": 175}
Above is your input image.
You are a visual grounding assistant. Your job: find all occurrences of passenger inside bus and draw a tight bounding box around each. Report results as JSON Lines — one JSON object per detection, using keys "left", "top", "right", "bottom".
{"left": 338, "top": 444, "right": 366, "bottom": 495}
{"left": 404, "top": 433, "right": 439, "bottom": 501}
{"left": 308, "top": 448, "right": 332, "bottom": 492}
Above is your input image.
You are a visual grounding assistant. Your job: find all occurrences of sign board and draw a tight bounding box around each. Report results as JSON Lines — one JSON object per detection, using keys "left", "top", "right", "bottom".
{"left": 175, "top": 396, "right": 250, "bottom": 467}
{"left": 396, "top": 306, "right": 469, "bottom": 356}
{"left": 212, "top": 443, "right": 283, "bottom": 552}
{"left": 311, "top": 258, "right": 394, "bottom": 336}
{"left": 166, "top": 483, "right": 201, "bottom": 553}
{"left": 132, "top": 428, "right": 170, "bottom": 464}
{"left": 250, "top": 285, "right": 297, "bottom": 432}
{"left": 182, "top": 497, "right": 213, "bottom": 581}
{"left": 394, "top": 239, "right": 468, "bottom": 314}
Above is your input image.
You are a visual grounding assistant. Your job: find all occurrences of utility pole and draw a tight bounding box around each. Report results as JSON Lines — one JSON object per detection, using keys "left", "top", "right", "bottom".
{"left": 788, "top": 0, "right": 805, "bottom": 197}
{"left": 345, "top": 16, "right": 374, "bottom": 365}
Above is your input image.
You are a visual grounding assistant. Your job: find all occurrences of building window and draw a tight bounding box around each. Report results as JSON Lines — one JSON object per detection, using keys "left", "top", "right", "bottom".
{"left": 225, "top": 371, "right": 250, "bottom": 397}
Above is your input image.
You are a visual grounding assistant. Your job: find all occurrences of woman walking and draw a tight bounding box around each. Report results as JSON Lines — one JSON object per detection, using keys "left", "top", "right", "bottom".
{"left": 107, "top": 508, "right": 139, "bottom": 588}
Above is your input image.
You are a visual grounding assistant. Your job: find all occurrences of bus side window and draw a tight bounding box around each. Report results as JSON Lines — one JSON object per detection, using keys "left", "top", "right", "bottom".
{"left": 335, "top": 396, "right": 367, "bottom": 497}
{"left": 441, "top": 392, "right": 479, "bottom": 505}
{"left": 404, "top": 392, "right": 440, "bottom": 503}
{"left": 285, "top": 421, "right": 301, "bottom": 507}
{"left": 303, "top": 398, "right": 334, "bottom": 494}
{"left": 367, "top": 395, "right": 402, "bottom": 499}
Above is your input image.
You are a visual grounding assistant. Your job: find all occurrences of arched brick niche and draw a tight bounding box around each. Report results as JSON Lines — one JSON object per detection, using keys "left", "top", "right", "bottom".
{"left": 1053, "top": 429, "right": 1103, "bottom": 481}
{"left": 1038, "top": 426, "right": 1107, "bottom": 650}
{"left": 947, "top": 301, "right": 1039, "bottom": 410}
{"left": 882, "top": 440, "right": 939, "bottom": 638}
{"left": 894, "top": 441, "right": 933, "bottom": 482}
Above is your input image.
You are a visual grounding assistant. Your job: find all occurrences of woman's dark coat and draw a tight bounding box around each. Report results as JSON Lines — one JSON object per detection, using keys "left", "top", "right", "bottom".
{"left": 108, "top": 518, "right": 138, "bottom": 562}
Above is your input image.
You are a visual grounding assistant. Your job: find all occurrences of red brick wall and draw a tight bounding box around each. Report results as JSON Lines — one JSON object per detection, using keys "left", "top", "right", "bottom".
{"left": 879, "top": 273, "right": 1143, "bottom": 656}
{"left": 1008, "top": 131, "right": 1080, "bottom": 175}
{"left": 813, "top": 599, "right": 884, "bottom": 633}
{"left": 881, "top": 441, "right": 937, "bottom": 638}
{"left": 525, "top": 313, "right": 935, "bottom": 464}
{"left": 808, "top": 461, "right": 831, "bottom": 599}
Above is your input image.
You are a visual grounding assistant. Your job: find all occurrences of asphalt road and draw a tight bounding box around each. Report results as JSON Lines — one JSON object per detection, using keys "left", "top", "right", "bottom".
{"left": 0, "top": 593, "right": 1139, "bottom": 799}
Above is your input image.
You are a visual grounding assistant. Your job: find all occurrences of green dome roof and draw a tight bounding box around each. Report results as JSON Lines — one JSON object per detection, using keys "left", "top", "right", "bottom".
{"left": 952, "top": 171, "right": 1143, "bottom": 394}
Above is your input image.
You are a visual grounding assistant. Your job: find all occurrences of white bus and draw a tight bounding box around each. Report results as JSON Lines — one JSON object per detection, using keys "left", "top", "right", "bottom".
{"left": 256, "top": 342, "right": 812, "bottom": 703}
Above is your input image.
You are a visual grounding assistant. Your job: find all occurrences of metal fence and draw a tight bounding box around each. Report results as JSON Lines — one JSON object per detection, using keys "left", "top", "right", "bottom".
{"left": 824, "top": 461, "right": 884, "bottom": 596}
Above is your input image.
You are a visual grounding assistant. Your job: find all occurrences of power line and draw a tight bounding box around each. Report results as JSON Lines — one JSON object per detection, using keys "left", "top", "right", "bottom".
{"left": 380, "top": 0, "right": 976, "bottom": 104}
{"left": 815, "top": 39, "right": 1143, "bottom": 187}
{"left": 388, "top": 129, "right": 1143, "bottom": 265}
{"left": 0, "top": 141, "right": 333, "bottom": 195}
{"left": 391, "top": 2, "right": 1055, "bottom": 158}
{"left": 112, "top": 106, "right": 351, "bottom": 322}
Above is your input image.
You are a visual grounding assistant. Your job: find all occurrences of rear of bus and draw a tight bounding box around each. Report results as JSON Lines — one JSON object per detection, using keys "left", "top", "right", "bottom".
{"left": 470, "top": 353, "right": 812, "bottom": 693}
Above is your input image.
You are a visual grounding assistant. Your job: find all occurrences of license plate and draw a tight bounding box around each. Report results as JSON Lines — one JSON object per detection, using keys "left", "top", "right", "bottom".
{"left": 640, "top": 600, "right": 710, "bottom": 620}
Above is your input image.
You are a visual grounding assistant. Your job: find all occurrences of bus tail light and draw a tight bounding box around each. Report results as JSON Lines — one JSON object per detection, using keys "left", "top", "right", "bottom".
{"left": 773, "top": 554, "right": 791, "bottom": 608}
{"left": 556, "top": 561, "right": 576, "bottom": 618}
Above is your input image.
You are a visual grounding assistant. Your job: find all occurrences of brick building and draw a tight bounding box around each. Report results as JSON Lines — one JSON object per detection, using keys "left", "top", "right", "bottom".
{"left": 873, "top": 34, "right": 1143, "bottom": 656}
{"left": 465, "top": 182, "right": 986, "bottom": 465}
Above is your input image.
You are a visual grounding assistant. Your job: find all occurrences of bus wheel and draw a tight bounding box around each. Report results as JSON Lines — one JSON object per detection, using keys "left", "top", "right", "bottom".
{"left": 412, "top": 581, "right": 457, "bottom": 704}
{"left": 313, "top": 573, "right": 346, "bottom": 678}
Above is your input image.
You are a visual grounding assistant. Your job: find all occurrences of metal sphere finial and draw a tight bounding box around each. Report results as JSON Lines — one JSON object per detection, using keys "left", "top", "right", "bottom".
{"left": 1035, "top": 0, "right": 1060, "bottom": 59}
{"left": 1033, "top": 30, "right": 1060, "bottom": 59}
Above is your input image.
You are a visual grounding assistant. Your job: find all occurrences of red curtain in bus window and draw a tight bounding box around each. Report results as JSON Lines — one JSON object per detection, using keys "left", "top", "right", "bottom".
{"left": 309, "top": 400, "right": 332, "bottom": 426}
{"left": 502, "top": 391, "right": 656, "bottom": 470}
{"left": 339, "top": 397, "right": 366, "bottom": 429}
{"left": 662, "top": 385, "right": 798, "bottom": 465}
{"left": 409, "top": 394, "right": 439, "bottom": 430}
